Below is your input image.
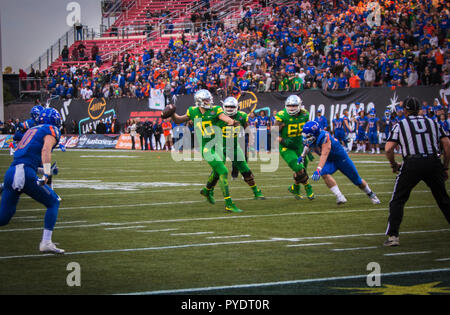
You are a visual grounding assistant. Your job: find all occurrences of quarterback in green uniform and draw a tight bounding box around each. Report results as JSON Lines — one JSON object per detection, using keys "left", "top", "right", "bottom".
{"left": 169, "top": 89, "right": 243, "bottom": 213}
{"left": 272, "top": 95, "right": 314, "bottom": 200}
{"left": 204, "top": 96, "right": 265, "bottom": 201}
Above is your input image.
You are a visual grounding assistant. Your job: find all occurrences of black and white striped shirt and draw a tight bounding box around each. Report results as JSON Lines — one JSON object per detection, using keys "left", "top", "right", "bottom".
{"left": 387, "top": 116, "right": 448, "bottom": 158}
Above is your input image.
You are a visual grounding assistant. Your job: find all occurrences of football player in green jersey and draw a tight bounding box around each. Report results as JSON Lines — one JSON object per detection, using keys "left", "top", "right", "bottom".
{"left": 272, "top": 95, "right": 315, "bottom": 200}
{"left": 169, "top": 89, "right": 243, "bottom": 213}
{"left": 205, "top": 96, "right": 265, "bottom": 201}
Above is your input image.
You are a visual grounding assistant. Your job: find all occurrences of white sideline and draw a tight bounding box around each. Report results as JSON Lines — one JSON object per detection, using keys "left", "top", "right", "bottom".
{"left": 0, "top": 228, "right": 448, "bottom": 260}
{"left": 117, "top": 267, "right": 450, "bottom": 295}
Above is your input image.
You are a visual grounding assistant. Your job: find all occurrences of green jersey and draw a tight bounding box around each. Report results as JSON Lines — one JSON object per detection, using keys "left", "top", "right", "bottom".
{"left": 186, "top": 105, "right": 224, "bottom": 147}
{"left": 275, "top": 108, "right": 310, "bottom": 150}
{"left": 215, "top": 111, "right": 248, "bottom": 142}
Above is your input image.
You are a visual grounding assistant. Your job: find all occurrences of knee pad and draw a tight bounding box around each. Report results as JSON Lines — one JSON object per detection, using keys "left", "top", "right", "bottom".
{"left": 294, "top": 169, "right": 309, "bottom": 184}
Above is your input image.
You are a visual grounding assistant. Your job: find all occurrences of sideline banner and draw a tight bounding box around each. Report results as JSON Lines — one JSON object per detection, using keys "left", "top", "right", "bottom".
{"left": 76, "top": 134, "right": 120, "bottom": 149}
{"left": 50, "top": 86, "right": 449, "bottom": 135}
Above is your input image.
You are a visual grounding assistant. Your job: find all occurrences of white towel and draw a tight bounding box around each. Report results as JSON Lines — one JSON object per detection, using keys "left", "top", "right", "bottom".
{"left": 12, "top": 164, "right": 25, "bottom": 192}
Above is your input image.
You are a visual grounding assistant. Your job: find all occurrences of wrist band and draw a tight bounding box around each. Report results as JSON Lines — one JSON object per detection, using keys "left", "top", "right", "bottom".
{"left": 43, "top": 163, "right": 52, "bottom": 176}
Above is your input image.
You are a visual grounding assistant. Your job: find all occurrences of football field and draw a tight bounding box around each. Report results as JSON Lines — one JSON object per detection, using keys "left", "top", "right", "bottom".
{"left": 0, "top": 149, "right": 449, "bottom": 295}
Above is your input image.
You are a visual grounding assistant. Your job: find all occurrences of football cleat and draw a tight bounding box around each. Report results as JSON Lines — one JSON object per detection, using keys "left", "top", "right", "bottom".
{"left": 253, "top": 189, "right": 266, "bottom": 200}
{"left": 383, "top": 236, "right": 400, "bottom": 247}
{"left": 304, "top": 184, "right": 315, "bottom": 200}
{"left": 288, "top": 185, "right": 304, "bottom": 200}
{"left": 369, "top": 193, "right": 381, "bottom": 205}
{"left": 39, "top": 241, "right": 65, "bottom": 254}
{"left": 200, "top": 188, "right": 215, "bottom": 205}
{"left": 225, "top": 203, "right": 243, "bottom": 213}
{"left": 336, "top": 195, "right": 347, "bottom": 205}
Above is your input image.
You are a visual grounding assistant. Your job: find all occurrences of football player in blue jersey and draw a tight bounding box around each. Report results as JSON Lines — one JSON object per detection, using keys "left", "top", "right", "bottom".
{"left": 0, "top": 108, "right": 64, "bottom": 254}
{"left": 354, "top": 110, "right": 368, "bottom": 153}
{"left": 13, "top": 105, "right": 44, "bottom": 143}
{"left": 332, "top": 113, "right": 346, "bottom": 148}
{"left": 366, "top": 109, "right": 380, "bottom": 154}
{"left": 299, "top": 121, "right": 381, "bottom": 205}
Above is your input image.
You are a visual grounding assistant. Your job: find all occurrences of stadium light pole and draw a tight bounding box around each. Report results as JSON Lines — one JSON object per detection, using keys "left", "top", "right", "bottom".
{"left": 0, "top": 8, "right": 4, "bottom": 122}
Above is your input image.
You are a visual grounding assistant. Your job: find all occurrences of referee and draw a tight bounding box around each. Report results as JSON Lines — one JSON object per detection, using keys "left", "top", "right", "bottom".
{"left": 384, "top": 96, "right": 450, "bottom": 246}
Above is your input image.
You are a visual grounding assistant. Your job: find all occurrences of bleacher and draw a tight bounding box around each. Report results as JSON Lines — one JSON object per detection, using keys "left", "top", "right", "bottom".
{"left": 44, "top": 0, "right": 294, "bottom": 73}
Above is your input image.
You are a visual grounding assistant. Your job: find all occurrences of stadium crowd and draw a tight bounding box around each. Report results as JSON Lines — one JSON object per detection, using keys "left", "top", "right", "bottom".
{"left": 25, "top": 0, "right": 448, "bottom": 101}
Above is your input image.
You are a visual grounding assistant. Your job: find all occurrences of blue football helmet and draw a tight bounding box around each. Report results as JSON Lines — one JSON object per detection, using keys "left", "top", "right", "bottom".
{"left": 302, "top": 121, "right": 321, "bottom": 146}
{"left": 30, "top": 105, "right": 45, "bottom": 122}
{"left": 384, "top": 109, "right": 391, "bottom": 118}
{"left": 39, "top": 108, "right": 62, "bottom": 128}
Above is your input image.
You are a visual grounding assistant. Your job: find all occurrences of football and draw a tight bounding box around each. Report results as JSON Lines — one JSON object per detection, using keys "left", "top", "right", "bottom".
{"left": 161, "top": 104, "right": 176, "bottom": 119}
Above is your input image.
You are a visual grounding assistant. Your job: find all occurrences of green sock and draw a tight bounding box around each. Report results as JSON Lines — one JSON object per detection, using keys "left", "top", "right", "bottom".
{"left": 250, "top": 185, "right": 259, "bottom": 194}
{"left": 219, "top": 174, "right": 230, "bottom": 199}
{"left": 292, "top": 184, "right": 300, "bottom": 194}
{"left": 224, "top": 197, "right": 234, "bottom": 207}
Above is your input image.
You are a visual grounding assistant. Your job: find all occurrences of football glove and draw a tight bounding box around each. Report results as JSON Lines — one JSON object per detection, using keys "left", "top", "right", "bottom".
{"left": 311, "top": 167, "right": 322, "bottom": 181}
{"left": 297, "top": 156, "right": 303, "bottom": 165}
{"left": 59, "top": 143, "right": 66, "bottom": 152}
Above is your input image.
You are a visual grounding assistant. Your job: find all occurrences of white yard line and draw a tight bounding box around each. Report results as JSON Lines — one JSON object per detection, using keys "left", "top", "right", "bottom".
{"left": 136, "top": 228, "right": 179, "bottom": 233}
{"left": 435, "top": 258, "right": 450, "bottom": 262}
{"left": 384, "top": 251, "right": 432, "bottom": 256}
{"left": 15, "top": 190, "right": 433, "bottom": 213}
{"left": 0, "top": 205, "right": 440, "bottom": 233}
{"left": 207, "top": 235, "right": 251, "bottom": 239}
{"left": 331, "top": 246, "right": 378, "bottom": 252}
{"left": 286, "top": 242, "right": 333, "bottom": 247}
{"left": 0, "top": 228, "right": 448, "bottom": 261}
{"left": 171, "top": 232, "right": 214, "bottom": 236}
{"left": 104, "top": 226, "right": 145, "bottom": 231}
{"left": 117, "top": 267, "right": 450, "bottom": 295}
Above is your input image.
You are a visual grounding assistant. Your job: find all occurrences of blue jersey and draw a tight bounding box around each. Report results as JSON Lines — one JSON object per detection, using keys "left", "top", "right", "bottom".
{"left": 367, "top": 117, "right": 379, "bottom": 133}
{"left": 333, "top": 118, "right": 344, "bottom": 131}
{"left": 310, "top": 130, "right": 363, "bottom": 186}
{"left": 14, "top": 119, "right": 39, "bottom": 142}
{"left": 257, "top": 116, "right": 269, "bottom": 129}
{"left": 248, "top": 117, "right": 258, "bottom": 129}
{"left": 382, "top": 117, "right": 393, "bottom": 136}
{"left": 356, "top": 116, "right": 368, "bottom": 132}
{"left": 314, "top": 115, "right": 328, "bottom": 130}
{"left": 343, "top": 116, "right": 351, "bottom": 133}
{"left": 12, "top": 124, "right": 61, "bottom": 171}
{"left": 311, "top": 131, "right": 347, "bottom": 161}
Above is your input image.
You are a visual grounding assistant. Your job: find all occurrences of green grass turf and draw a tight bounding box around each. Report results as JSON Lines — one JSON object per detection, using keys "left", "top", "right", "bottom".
{"left": 0, "top": 150, "right": 449, "bottom": 295}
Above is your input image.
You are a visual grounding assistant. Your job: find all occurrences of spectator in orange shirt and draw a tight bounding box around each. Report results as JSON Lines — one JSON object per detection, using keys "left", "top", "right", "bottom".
{"left": 349, "top": 73, "right": 361, "bottom": 88}
{"left": 162, "top": 118, "right": 173, "bottom": 151}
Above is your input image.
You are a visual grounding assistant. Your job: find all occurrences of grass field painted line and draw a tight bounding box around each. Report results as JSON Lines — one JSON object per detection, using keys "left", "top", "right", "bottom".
{"left": 331, "top": 246, "right": 378, "bottom": 251}
{"left": 117, "top": 267, "right": 450, "bottom": 295}
{"left": 436, "top": 258, "right": 450, "bottom": 261}
{"left": 286, "top": 242, "right": 333, "bottom": 247}
{"left": 104, "top": 226, "right": 146, "bottom": 231}
{"left": 207, "top": 235, "right": 251, "bottom": 239}
{"left": 14, "top": 190, "right": 433, "bottom": 213}
{"left": 0, "top": 239, "right": 284, "bottom": 260}
{"left": 136, "top": 228, "right": 179, "bottom": 233}
{"left": 170, "top": 232, "right": 214, "bottom": 236}
{"left": 384, "top": 251, "right": 433, "bottom": 256}
{"left": 0, "top": 228, "right": 448, "bottom": 261}
{"left": 0, "top": 205, "right": 439, "bottom": 233}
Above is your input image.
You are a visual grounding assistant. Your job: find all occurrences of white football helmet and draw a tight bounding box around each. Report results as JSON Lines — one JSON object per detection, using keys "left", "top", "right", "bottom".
{"left": 194, "top": 89, "right": 213, "bottom": 109}
{"left": 222, "top": 97, "right": 239, "bottom": 116}
{"left": 285, "top": 95, "right": 303, "bottom": 116}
